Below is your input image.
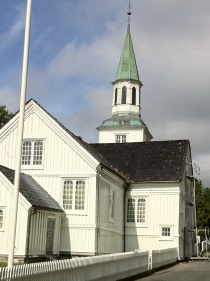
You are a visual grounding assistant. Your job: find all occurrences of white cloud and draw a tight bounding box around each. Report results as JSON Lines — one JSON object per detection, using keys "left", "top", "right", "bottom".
{"left": 0, "top": 5, "right": 25, "bottom": 53}
{"left": 0, "top": 87, "right": 20, "bottom": 113}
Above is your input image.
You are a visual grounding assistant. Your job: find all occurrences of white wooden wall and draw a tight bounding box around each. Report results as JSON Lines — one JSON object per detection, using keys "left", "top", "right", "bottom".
{"left": 97, "top": 173, "right": 125, "bottom": 254}
{"left": 29, "top": 211, "right": 62, "bottom": 256}
{"left": 125, "top": 183, "right": 181, "bottom": 256}
{"left": 0, "top": 101, "right": 100, "bottom": 256}
{"left": 0, "top": 174, "right": 29, "bottom": 257}
{"left": 99, "top": 129, "right": 145, "bottom": 143}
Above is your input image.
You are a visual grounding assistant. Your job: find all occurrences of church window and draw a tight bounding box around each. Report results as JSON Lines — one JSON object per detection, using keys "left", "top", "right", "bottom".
{"left": 115, "top": 88, "right": 118, "bottom": 105}
{"left": 0, "top": 210, "right": 3, "bottom": 229}
{"left": 127, "top": 198, "right": 146, "bottom": 224}
{"left": 160, "top": 226, "right": 173, "bottom": 240}
{"left": 137, "top": 199, "right": 146, "bottom": 223}
{"left": 22, "top": 140, "right": 44, "bottom": 166}
{"left": 116, "top": 135, "right": 126, "bottom": 143}
{"left": 63, "top": 180, "right": 86, "bottom": 211}
{"left": 132, "top": 87, "right": 136, "bottom": 105}
{"left": 109, "top": 187, "right": 116, "bottom": 221}
{"left": 127, "top": 199, "right": 135, "bottom": 223}
{"left": 75, "top": 181, "right": 85, "bottom": 210}
{"left": 122, "top": 86, "right": 127, "bottom": 104}
{"left": 162, "top": 227, "right": 171, "bottom": 237}
{"left": 63, "top": 180, "right": 73, "bottom": 210}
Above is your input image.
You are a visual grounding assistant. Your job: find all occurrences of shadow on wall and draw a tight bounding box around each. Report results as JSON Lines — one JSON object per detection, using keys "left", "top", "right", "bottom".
{"left": 125, "top": 193, "right": 139, "bottom": 253}
{"left": 59, "top": 215, "right": 71, "bottom": 258}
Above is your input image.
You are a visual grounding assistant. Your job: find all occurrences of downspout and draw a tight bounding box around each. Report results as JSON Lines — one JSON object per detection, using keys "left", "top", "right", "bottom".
{"left": 25, "top": 207, "right": 36, "bottom": 263}
{"left": 95, "top": 165, "right": 102, "bottom": 255}
{"left": 123, "top": 182, "right": 128, "bottom": 252}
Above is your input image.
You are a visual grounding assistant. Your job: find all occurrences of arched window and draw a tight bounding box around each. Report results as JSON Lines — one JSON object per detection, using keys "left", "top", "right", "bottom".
{"left": 122, "top": 86, "right": 127, "bottom": 104}
{"left": 132, "top": 87, "right": 136, "bottom": 105}
{"left": 114, "top": 88, "right": 118, "bottom": 105}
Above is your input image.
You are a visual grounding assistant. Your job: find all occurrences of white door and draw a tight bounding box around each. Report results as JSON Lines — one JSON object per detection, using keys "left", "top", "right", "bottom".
{"left": 46, "top": 218, "right": 55, "bottom": 254}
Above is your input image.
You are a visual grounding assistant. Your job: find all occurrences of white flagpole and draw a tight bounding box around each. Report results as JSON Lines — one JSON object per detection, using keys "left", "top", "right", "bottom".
{"left": 8, "top": 0, "right": 32, "bottom": 268}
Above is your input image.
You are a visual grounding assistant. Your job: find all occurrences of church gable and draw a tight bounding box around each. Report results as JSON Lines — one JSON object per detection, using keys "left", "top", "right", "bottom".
{"left": 0, "top": 99, "right": 100, "bottom": 174}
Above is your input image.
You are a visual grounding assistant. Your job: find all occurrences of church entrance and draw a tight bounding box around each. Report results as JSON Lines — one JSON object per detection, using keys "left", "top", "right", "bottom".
{"left": 46, "top": 218, "right": 55, "bottom": 254}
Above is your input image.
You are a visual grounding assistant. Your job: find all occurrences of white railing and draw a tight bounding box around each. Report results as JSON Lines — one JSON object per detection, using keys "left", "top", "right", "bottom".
{"left": 152, "top": 248, "right": 178, "bottom": 269}
{"left": 0, "top": 248, "right": 177, "bottom": 281}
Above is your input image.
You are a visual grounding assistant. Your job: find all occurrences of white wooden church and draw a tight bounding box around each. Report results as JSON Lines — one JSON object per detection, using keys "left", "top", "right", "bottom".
{"left": 0, "top": 17, "right": 196, "bottom": 262}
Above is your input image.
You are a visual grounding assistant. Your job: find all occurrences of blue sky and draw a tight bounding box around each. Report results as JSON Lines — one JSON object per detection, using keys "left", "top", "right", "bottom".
{"left": 1, "top": 0, "right": 210, "bottom": 186}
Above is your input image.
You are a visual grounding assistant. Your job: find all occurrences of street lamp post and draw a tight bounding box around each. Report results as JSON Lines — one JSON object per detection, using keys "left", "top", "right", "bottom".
{"left": 8, "top": 0, "right": 32, "bottom": 268}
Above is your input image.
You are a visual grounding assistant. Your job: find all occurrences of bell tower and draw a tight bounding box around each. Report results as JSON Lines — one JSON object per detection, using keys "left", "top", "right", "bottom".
{"left": 97, "top": 2, "right": 152, "bottom": 143}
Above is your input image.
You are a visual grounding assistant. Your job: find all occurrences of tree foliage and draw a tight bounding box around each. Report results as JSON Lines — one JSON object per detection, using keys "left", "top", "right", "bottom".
{"left": 196, "top": 180, "right": 210, "bottom": 230}
{"left": 0, "top": 105, "right": 14, "bottom": 128}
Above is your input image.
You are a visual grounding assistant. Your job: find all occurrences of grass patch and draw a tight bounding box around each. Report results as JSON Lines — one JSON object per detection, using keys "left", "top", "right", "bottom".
{"left": 0, "top": 262, "right": 7, "bottom": 267}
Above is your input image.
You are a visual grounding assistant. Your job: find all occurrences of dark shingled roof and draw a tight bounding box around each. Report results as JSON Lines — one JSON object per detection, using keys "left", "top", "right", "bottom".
{"left": 89, "top": 140, "right": 189, "bottom": 183}
{"left": 0, "top": 165, "right": 63, "bottom": 213}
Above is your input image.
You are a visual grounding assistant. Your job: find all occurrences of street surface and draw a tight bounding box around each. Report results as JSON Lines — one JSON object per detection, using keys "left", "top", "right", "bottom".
{"left": 136, "top": 261, "right": 210, "bottom": 281}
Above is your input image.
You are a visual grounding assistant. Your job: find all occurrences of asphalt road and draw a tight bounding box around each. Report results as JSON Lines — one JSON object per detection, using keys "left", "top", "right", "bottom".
{"left": 135, "top": 261, "right": 210, "bottom": 281}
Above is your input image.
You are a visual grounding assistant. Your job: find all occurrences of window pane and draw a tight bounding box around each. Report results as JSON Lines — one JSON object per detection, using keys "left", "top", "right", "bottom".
{"left": 115, "top": 88, "right": 118, "bottom": 105}
{"left": 75, "top": 181, "right": 85, "bottom": 210}
{"left": 137, "top": 198, "right": 146, "bottom": 223}
{"left": 0, "top": 210, "right": 3, "bottom": 229}
{"left": 33, "top": 141, "right": 43, "bottom": 165}
{"left": 22, "top": 141, "right": 31, "bottom": 165}
{"left": 127, "top": 198, "right": 135, "bottom": 223}
{"left": 63, "top": 181, "right": 73, "bottom": 210}
{"left": 122, "top": 86, "right": 127, "bottom": 104}
{"left": 122, "top": 135, "right": 126, "bottom": 143}
{"left": 162, "top": 227, "right": 170, "bottom": 236}
{"left": 116, "top": 135, "right": 126, "bottom": 143}
{"left": 132, "top": 87, "right": 136, "bottom": 105}
{"left": 116, "top": 135, "right": 120, "bottom": 143}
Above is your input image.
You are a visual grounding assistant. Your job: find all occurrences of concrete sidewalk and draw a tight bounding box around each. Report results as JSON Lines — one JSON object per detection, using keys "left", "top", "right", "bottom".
{"left": 134, "top": 261, "right": 210, "bottom": 281}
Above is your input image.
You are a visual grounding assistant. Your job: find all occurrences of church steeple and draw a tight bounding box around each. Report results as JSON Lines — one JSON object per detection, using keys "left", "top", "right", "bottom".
{"left": 111, "top": 21, "right": 143, "bottom": 117}
{"left": 115, "top": 24, "right": 139, "bottom": 82}
{"left": 97, "top": 3, "right": 152, "bottom": 143}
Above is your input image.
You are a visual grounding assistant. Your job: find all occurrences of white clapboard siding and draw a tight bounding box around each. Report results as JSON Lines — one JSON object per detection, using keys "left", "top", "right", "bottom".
{"left": 0, "top": 102, "right": 99, "bottom": 174}
{"left": 125, "top": 183, "right": 181, "bottom": 254}
{"left": 98, "top": 230, "right": 124, "bottom": 254}
{"left": 0, "top": 100, "right": 101, "bottom": 255}
{"left": 60, "top": 226, "right": 96, "bottom": 254}
{"left": 97, "top": 174, "right": 125, "bottom": 253}
{"left": 32, "top": 175, "right": 97, "bottom": 226}
{"left": 99, "top": 129, "right": 145, "bottom": 143}
{"left": 0, "top": 174, "right": 30, "bottom": 257}
{"left": 29, "top": 211, "right": 61, "bottom": 256}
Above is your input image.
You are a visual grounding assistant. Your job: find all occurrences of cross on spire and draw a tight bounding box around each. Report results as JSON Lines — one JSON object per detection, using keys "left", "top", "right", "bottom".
{"left": 127, "top": 0, "right": 132, "bottom": 30}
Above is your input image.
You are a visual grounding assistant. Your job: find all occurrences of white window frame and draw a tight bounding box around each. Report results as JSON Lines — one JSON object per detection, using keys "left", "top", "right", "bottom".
{"left": 21, "top": 139, "right": 45, "bottom": 169}
{"left": 0, "top": 207, "right": 6, "bottom": 232}
{"left": 159, "top": 225, "right": 174, "bottom": 241}
{"left": 116, "top": 135, "right": 126, "bottom": 143}
{"left": 126, "top": 196, "right": 147, "bottom": 226}
{"left": 108, "top": 187, "right": 116, "bottom": 223}
{"left": 62, "top": 179, "right": 87, "bottom": 215}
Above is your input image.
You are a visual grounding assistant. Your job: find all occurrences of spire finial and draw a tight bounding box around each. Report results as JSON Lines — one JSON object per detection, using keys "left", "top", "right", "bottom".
{"left": 127, "top": 0, "right": 131, "bottom": 31}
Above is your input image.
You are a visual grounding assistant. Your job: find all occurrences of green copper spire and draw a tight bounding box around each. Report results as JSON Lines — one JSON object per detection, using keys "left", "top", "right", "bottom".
{"left": 115, "top": 24, "right": 140, "bottom": 82}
